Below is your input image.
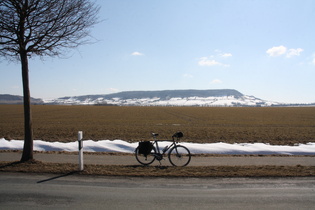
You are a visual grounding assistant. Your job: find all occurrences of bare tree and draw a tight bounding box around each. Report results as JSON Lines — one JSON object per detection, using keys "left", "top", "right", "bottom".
{"left": 0, "top": 0, "right": 99, "bottom": 161}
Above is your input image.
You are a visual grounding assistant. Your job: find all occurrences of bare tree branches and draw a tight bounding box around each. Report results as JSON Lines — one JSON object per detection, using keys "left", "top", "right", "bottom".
{"left": 0, "top": 0, "right": 100, "bottom": 59}
{"left": 0, "top": 0, "right": 100, "bottom": 162}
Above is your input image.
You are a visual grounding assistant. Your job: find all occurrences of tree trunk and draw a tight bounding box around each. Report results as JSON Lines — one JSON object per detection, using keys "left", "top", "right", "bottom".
{"left": 20, "top": 52, "right": 34, "bottom": 162}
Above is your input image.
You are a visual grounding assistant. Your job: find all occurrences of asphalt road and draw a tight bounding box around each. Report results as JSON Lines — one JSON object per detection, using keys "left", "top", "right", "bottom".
{"left": 1, "top": 152, "right": 315, "bottom": 166}
{"left": 0, "top": 173, "right": 314, "bottom": 209}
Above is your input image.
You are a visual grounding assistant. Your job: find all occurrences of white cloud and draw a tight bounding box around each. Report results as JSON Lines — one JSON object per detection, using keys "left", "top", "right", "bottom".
{"left": 210, "top": 79, "right": 222, "bottom": 84}
{"left": 220, "top": 53, "right": 232, "bottom": 57}
{"left": 312, "top": 56, "right": 315, "bottom": 65}
{"left": 266, "top": 45, "right": 287, "bottom": 57}
{"left": 198, "top": 57, "right": 229, "bottom": 67}
{"left": 198, "top": 51, "right": 231, "bottom": 67}
{"left": 198, "top": 58, "right": 221, "bottom": 66}
{"left": 286, "top": 48, "right": 303, "bottom": 58}
{"left": 131, "top": 51, "right": 144, "bottom": 56}
{"left": 266, "top": 46, "right": 304, "bottom": 58}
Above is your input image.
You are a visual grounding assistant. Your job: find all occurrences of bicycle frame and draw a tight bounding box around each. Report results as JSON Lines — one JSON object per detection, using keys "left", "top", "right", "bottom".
{"left": 152, "top": 140, "right": 176, "bottom": 156}
{"left": 135, "top": 131, "right": 191, "bottom": 166}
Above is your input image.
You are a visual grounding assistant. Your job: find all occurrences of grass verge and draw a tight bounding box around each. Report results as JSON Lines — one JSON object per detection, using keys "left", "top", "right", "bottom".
{"left": 1, "top": 160, "right": 314, "bottom": 177}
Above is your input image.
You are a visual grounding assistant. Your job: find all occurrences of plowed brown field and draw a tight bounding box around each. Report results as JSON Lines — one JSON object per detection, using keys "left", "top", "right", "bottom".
{"left": 1, "top": 105, "right": 314, "bottom": 145}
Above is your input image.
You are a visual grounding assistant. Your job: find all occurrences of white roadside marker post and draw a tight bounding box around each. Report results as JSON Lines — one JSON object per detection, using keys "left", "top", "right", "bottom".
{"left": 78, "top": 131, "right": 84, "bottom": 171}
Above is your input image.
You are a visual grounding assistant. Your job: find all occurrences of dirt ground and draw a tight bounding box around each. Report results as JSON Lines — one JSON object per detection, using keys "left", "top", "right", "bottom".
{"left": 1, "top": 151, "right": 314, "bottom": 177}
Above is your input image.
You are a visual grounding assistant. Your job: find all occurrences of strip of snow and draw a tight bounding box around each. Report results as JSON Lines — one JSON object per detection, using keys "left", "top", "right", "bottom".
{"left": 1, "top": 138, "right": 314, "bottom": 155}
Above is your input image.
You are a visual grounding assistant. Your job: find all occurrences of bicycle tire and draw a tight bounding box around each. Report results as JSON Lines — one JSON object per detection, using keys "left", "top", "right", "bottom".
{"left": 168, "top": 145, "right": 191, "bottom": 166}
{"left": 135, "top": 146, "right": 156, "bottom": 165}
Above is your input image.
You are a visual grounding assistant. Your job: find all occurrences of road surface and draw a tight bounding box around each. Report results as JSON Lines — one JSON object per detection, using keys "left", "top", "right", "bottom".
{"left": 0, "top": 173, "right": 314, "bottom": 209}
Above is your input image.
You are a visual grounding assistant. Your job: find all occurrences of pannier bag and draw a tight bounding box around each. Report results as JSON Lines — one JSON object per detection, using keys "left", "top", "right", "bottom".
{"left": 138, "top": 141, "right": 153, "bottom": 156}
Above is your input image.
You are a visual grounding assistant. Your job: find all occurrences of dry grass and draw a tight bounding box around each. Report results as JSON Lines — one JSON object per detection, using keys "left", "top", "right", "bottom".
{"left": 1, "top": 105, "right": 314, "bottom": 145}
{"left": 1, "top": 161, "right": 314, "bottom": 177}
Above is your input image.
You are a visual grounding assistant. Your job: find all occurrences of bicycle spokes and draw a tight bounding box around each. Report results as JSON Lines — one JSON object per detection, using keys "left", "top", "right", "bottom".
{"left": 168, "top": 145, "right": 191, "bottom": 167}
{"left": 135, "top": 147, "right": 156, "bottom": 165}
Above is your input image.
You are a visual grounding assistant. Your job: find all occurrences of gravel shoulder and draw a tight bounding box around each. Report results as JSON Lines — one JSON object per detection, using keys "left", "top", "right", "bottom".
{"left": 1, "top": 151, "right": 315, "bottom": 166}
{"left": 1, "top": 151, "right": 314, "bottom": 177}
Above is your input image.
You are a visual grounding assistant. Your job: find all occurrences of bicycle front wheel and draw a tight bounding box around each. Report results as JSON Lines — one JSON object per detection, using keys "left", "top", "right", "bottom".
{"left": 135, "top": 146, "right": 156, "bottom": 165}
{"left": 168, "top": 145, "right": 191, "bottom": 166}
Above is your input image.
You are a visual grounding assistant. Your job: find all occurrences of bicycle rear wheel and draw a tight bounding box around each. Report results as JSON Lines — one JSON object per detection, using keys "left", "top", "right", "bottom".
{"left": 135, "top": 146, "right": 156, "bottom": 165}
{"left": 168, "top": 145, "right": 191, "bottom": 166}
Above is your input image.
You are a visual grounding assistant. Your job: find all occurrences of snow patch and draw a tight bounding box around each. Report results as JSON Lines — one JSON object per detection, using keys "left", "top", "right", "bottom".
{"left": 1, "top": 138, "right": 314, "bottom": 155}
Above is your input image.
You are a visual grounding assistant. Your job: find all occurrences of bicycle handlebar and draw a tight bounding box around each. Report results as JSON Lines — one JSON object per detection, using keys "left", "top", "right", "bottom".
{"left": 151, "top": 131, "right": 183, "bottom": 141}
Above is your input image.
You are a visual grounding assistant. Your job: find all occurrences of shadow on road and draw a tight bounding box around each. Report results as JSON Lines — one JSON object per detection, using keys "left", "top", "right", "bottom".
{"left": 37, "top": 171, "right": 79, "bottom": 183}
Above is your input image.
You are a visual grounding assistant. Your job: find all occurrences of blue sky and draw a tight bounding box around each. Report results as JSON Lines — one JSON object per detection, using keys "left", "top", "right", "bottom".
{"left": 1, "top": 0, "right": 314, "bottom": 103}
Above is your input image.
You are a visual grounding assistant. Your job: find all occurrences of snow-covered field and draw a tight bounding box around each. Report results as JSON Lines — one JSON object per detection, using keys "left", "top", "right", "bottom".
{"left": 1, "top": 138, "right": 314, "bottom": 155}
{"left": 45, "top": 95, "right": 281, "bottom": 106}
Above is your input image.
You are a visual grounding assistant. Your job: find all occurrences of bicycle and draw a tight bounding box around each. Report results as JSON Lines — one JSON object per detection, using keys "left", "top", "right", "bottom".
{"left": 135, "top": 131, "right": 191, "bottom": 167}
